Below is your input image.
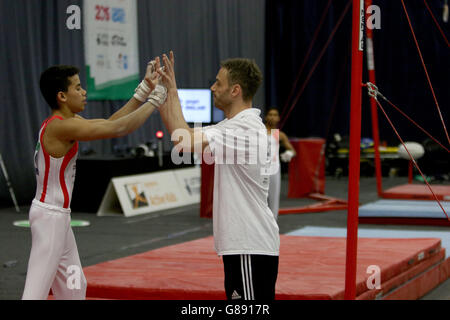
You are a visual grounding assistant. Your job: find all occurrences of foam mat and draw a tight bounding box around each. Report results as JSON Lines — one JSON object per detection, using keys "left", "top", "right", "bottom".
{"left": 359, "top": 200, "right": 450, "bottom": 218}
{"left": 83, "top": 235, "right": 446, "bottom": 300}
{"left": 382, "top": 184, "right": 450, "bottom": 201}
{"left": 358, "top": 199, "right": 450, "bottom": 226}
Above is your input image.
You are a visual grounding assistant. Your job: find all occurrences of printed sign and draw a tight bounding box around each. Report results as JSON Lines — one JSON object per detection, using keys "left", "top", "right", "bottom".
{"left": 97, "top": 168, "right": 201, "bottom": 217}
{"left": 83, "top": 0, "right": 139, "bottom": 100}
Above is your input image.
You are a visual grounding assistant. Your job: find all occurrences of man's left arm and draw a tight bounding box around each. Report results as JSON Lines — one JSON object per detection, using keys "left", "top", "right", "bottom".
{"left": 279, "top": 131, "right": 296, "bottom": 162}
{"left": 158, "top": 52, "right": 209, "bottom": 152}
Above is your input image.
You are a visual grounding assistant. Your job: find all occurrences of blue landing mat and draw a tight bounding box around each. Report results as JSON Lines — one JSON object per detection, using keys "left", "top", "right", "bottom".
{"left": 358, "top": 200, "right": 450, "bottom": 218}
{"left": 286, "top": 226, "right": 450, "bottom": 258}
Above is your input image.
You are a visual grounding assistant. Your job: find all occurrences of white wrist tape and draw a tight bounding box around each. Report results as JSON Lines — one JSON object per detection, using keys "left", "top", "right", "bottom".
{"left": 147, "top": 84, "right": 167, "bottom": 108}
{"left": 133, "top": 80, "right": 151, "bottom": 102}
{"left": 280, "top": 150, "right": 295, "bottom": 162}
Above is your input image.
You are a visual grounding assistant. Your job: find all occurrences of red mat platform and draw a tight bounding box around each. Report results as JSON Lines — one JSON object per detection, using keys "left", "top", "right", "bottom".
{"left": 48, "top": 295, "right": 111, "bottom": 300}
{"left": 83, "top": 236, "right": 449, "bottom": 300}
{"left": 382, "top": 184, "right": 450, "bottom": 201}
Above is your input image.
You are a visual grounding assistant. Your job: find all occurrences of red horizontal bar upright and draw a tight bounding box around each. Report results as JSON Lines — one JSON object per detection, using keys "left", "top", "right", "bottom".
{"left": 344, "top": 0, "right": 364, "bottom": 300}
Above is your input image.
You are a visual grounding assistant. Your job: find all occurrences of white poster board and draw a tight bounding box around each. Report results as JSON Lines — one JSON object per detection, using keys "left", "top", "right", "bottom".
{"left": 173, "top": 166, "right": 201, "bottom": 203}
{"left": 83, "top": 0, "right": 140, "bottom": 100}
{"left": 97, "top": 167, "right": 200, "bottom": 217}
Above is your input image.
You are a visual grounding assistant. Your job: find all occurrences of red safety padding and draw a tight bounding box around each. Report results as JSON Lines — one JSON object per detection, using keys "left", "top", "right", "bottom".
{"left": 288, "top": 138, "right": 326, "bottom": 198}
{"left": 47, "top": 295, "right": 111, "bottom": 300}
{"left": 82, "top": 236, "right": 444, "bottom": 300}
{"left": 357, "top": 250, "right": 446, "bottom": 300}
{"left": 200, "top": 161, "right": 214, "bottom": 218}
{"left": 382, "top": 184, "right": 450, "bottom": 201}
{"left": 382, "top": 257, "right": 450, "bottom": 300}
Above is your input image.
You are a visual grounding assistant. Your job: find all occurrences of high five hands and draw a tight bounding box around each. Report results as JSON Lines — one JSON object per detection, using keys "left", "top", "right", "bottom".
{"left": 136, "top": 51, "right": 176, "bottom": 111}
{"left": 141, "top": 56, "right": 168, "bottom": 108}
{"left": 156, "top": 51, "right": 177, "bottom": 92}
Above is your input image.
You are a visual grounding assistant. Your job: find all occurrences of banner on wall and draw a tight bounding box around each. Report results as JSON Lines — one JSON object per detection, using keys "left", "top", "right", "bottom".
{"left": 83, "top": 0, "right": 139, "bottom": 100}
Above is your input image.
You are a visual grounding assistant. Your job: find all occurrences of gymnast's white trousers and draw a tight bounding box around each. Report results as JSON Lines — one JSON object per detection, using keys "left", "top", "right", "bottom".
{"left": 22, "top": 200, "right": 87, "bottom": 300}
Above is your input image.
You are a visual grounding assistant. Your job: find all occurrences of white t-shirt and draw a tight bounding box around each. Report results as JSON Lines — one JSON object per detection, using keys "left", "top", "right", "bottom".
{"left": 203, "top": 108, "right": 280, "bottom": 256}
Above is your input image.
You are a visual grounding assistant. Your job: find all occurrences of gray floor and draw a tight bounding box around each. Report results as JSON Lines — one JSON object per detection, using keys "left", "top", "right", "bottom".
{"left": 1, "top": 176, "right": 449, "bottom": 300}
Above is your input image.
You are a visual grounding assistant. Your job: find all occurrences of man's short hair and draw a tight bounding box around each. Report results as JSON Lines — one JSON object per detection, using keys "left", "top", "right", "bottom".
{"left": 220, "top": 58, "right": 263, "bottom": 102}
{"left": 40, "top": 65, "right": 80, "bottom": 110}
